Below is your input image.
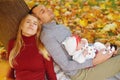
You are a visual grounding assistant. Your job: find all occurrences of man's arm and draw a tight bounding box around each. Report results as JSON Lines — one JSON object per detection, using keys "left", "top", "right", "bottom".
{"left": 41, "top": 35, "right": 93, "bottom": 72}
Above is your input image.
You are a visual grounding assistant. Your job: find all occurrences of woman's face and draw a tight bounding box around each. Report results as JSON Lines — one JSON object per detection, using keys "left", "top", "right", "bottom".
{"left": 21, "top": 15, "right": 39, "bottom": 37}
{"left": 32, "top": 5, "right": 54, "bottom": 24}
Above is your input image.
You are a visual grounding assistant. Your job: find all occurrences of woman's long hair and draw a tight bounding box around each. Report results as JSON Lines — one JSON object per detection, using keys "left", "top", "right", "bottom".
{"left": 9, "top": 14, "right": 50, "bottom": 67}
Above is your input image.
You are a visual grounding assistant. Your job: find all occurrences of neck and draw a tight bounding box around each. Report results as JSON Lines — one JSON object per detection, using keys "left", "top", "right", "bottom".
{"left": 22, "top": 35, "right": 36, "bottom": 45}
{"left": 44, "top": 20, "right": 55, "bottom": 24}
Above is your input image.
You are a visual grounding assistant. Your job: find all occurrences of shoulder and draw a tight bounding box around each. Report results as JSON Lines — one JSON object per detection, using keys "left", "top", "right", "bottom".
{"left": 8, "top": 38, "right": 16, "bottom": 49}
{"left": 57, "top": 24, "right": 69, "bottom": 30}
{"left": 7, "top": 38, "right": 16, "bottom": 56}
{"left": 8, "top": 38, "right": 16, "bottom": 45}
{"left": 58, "top": 24, "right": 71, "bottom": 33}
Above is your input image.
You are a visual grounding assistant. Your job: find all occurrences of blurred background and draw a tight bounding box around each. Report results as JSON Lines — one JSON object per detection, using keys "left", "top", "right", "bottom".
{"left": 0, "top": 0, "right": 120, "bottom": 80}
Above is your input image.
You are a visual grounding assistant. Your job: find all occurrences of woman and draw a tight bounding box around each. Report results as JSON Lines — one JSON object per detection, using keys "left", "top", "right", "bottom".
{"left": 7, "top": 14, "right": 57, "bottom": 80}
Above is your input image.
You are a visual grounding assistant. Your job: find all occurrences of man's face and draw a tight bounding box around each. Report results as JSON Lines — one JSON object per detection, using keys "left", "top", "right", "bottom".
{"left": 32, "top": 5, "right": 54, "bottom": 24}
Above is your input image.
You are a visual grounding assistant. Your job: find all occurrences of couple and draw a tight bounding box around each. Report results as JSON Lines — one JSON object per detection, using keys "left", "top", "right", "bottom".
{"left": 8, "top": 5, "right": 120, "bottom": 80}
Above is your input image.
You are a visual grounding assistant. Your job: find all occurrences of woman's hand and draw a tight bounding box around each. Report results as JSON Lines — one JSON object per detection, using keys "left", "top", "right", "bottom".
{"left": 92, "top": 49, "right": 113, "bottom": 66}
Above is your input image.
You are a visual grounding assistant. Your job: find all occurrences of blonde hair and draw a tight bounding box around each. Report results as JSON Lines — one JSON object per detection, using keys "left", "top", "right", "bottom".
{"left": 9, "top": 14, "right": 50, "bottom": 68}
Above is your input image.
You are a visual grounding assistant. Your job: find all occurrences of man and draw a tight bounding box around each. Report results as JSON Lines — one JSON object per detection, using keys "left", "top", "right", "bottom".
{"left": 30, "top": 5, "right": 120, "bottom": 80}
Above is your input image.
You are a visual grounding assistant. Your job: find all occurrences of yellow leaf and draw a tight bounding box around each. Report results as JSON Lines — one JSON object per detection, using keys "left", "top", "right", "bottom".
{"left": 61, "top": 8, "right": 67, "bottom": 13}
{"left": 54, "top": 10, "right": 60, "bottom": 17}
{"left": 79, "top": 19, "right": 88, "bottom": 27}
{"left": 100, "top": 3, "right": 106, "bottom": 9}
{"left": 0, "top": 61, "right": 10, "bottom": 80}
{"left": 65, "top": 2, "right": 71, "bottom": 8}
{"left": 83, "top": 6, "right": 90, "bottom": 12}
{"left": 26, "top": 1, "right": 35, "bottom": 9}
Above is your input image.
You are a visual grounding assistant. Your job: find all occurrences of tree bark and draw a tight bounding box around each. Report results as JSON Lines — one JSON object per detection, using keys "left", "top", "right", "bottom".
{"left": 0, "top": 0, "right": 29, "bottom": 49}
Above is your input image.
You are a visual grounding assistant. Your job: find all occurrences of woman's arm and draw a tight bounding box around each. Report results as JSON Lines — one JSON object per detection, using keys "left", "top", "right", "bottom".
{"left": 44, "top": 57, "right": 57, "bottom": 80}
{"left": 7, "top": 39, "right": 15, "bottom": 79}
{"left": 6, "top": 68, "right": 15, "bottom": 80}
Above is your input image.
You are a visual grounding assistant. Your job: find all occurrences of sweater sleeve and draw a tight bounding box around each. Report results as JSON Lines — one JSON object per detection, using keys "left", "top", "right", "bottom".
{"left": 41, "top": 35, "right": 93, "bottom": 75}
{"left": 7, "top": 39, "right": 15, "bottom": 79}
{"left": 44, "top": 57, "right": 57, "bottom": 80}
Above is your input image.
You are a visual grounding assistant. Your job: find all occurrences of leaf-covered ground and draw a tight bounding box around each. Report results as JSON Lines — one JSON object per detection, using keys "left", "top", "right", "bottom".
{"left": 25, "top": 0, "right": 120, "bottom": 45}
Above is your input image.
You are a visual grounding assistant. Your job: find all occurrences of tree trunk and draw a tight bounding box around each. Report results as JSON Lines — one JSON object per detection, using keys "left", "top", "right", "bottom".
{"left": 0, "top": 0, "right": 29, "bottom": 49}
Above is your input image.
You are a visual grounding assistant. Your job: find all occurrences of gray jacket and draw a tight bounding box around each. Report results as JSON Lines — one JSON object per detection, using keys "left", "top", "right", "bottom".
{"left": 40, "top": 21, "right": 93, "bottom": 76}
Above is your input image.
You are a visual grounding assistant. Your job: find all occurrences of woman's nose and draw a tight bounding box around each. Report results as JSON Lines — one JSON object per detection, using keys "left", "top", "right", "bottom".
{"left": 30, "top": 22, "right": 34, "bottom": 26}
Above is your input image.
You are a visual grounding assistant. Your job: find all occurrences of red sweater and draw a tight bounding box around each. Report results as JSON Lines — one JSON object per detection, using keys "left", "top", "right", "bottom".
{"left": 8, "top": 35, "right": 57, "bottom": 80}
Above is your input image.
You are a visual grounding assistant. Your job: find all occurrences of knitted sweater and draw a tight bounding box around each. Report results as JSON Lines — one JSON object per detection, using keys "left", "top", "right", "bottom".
{"left": 8, "top": 35, "right": 57, "bottom": 80}
{"left": 40, "top": 21, "right": 93, "bottom": 76}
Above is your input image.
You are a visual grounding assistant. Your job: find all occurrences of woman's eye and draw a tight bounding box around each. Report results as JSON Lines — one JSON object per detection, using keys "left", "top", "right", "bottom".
{"left": 33, "top": 23, "right": 37, "bottom": 25}
{"left": 26, "top": 21, "right": 30, "bottom": 23}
